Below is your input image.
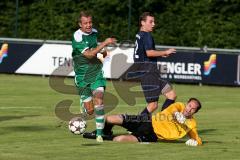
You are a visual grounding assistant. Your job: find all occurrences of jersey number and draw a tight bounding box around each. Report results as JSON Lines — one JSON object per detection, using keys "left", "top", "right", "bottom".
{"left": 134, "top": 40, "right": 139, "bottom": 59}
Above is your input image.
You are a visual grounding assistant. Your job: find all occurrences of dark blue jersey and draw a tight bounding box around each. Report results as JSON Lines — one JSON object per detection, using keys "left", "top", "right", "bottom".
{"left": 132, "top": 31, "right": 158, "bottom": 75}
{"left": 133, "top": 31, "right": 157, "bottom": 63}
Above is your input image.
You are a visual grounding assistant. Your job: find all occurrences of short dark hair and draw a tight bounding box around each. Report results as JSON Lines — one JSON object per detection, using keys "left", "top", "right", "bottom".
{"left": 188, "top": 97, "right": 202, "bottom": 113}
{"left": 78, "top": 11, "right": 92, "bottom": 23}
{"left": 139, "top": 12, "right": 154, "bottom": 27}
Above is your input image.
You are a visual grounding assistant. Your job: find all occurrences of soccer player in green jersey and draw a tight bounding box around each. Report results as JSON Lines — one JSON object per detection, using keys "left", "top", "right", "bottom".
{"left": 72, "top": 11, "right": 116, "bottom": 142}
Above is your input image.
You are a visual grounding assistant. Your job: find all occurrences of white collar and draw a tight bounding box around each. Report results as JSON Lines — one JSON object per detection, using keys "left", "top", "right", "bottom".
{"left": 79, "top": 28, "right": 97, "bottom": 35}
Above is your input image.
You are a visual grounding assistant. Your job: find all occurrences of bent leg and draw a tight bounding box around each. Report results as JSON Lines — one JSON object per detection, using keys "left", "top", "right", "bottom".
{"left": 113, "top": 135, "right": 139, "bottom": 142}
{"left": 92, "top": 88, "right": 105, "bottom": 139}
{"left": 106, "top": 114, "right": 123, "bottom": 125}
{"left": 162, "top": 89, "right": 177, "bottom": 110}
{"left": 146, "top": 101, "right": 158, "bottom": 113}
{"left": 164, "top": 89, "right": 177, "bottom": 100}
{"left": 83, "top": 100, "right": 94, "bottom": 115}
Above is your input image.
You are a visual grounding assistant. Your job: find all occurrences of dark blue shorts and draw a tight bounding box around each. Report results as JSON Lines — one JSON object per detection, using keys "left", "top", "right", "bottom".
{"left": 141, "top": 71, "right": 172, "bottom": 103}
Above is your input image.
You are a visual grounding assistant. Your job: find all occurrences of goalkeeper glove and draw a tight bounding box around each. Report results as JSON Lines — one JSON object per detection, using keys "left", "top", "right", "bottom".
{"left": 185, "top": 139, "right": 198, "bottom": 146}
{"left": 174, "top": 112, "right": 186, "bottom": 124}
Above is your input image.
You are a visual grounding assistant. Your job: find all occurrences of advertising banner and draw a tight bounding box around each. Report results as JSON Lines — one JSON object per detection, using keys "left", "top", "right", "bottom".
{"left": 0, "top": 40, "right": 239, "bottom": 86}
{"left": 157, "top": 52, "right": 239, "bottom": 86}
{"left": 15, "top": 44, "right": 74, "bottom": 76}
{"left": 0, "top": 42, "right": 41, "bottom": 73}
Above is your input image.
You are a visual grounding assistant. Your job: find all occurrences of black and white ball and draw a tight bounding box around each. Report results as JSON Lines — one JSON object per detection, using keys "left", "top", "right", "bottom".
{"left": 68, "top": 117, "right": 87, "bottom": 135}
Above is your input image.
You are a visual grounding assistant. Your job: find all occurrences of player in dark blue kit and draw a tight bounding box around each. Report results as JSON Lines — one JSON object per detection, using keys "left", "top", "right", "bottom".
{"left": 83, "top": 12, "right": 177, "bottom": 141}
{"left": 133, "top": 12, "right": 177, "bottom": 114}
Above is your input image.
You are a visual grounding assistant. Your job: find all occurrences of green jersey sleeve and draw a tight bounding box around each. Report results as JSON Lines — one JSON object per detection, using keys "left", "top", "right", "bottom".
{"left": 72, "top": 30, "right": 89, "bottom": 57}
{"left": 72, "top": 39, "right": 89, "bottom": 54}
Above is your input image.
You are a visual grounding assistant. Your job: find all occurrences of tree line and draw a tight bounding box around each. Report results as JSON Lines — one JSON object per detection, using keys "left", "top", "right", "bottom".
{"left": 0, "top": 0, "right": 240, "bottom": 49}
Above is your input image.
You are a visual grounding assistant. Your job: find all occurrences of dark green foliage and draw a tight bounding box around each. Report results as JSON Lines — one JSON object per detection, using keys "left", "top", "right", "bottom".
{"left": 0, "top": 0, "right": 239, "bottom": 48}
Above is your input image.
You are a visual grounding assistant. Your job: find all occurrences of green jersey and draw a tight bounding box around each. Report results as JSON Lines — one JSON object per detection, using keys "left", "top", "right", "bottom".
{"left": 72, "top": 29, "right": 103, "bottom": 83}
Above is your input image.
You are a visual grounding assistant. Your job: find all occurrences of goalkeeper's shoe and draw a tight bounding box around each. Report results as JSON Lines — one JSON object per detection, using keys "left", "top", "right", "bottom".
{"left": 83, "top": 130, "right": 113, "bottom": 140}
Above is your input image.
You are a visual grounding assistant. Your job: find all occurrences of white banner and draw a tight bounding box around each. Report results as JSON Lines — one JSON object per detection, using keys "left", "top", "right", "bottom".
{"left": 16, "top": 43, "right": 134, "bottom": 78}
{"left": 16, "top": 44, "right": 74, "bottom": 76}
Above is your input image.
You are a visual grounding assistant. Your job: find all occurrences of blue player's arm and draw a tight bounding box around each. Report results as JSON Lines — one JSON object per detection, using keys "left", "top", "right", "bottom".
{"left": 146, "top": 49, "right": 176, "bottom": 58}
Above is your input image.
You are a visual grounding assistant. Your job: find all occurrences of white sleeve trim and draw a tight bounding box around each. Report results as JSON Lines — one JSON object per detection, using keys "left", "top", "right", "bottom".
{"left": 92, "top": 28, "right": 98, "bottom": 33}
{"left": 81, "top": 47, "right": 89, "bottom": 54}
{"left": 74, "top": 29, "right": 83, "bottom": 42}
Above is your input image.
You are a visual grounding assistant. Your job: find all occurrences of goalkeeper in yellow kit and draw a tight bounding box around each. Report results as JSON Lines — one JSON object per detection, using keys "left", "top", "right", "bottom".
{"left": 84, "top": 97, "right": 202, "bottom": 146}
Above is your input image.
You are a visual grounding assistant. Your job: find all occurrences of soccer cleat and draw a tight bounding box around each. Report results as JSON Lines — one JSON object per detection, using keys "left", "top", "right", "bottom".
{"left": 83, "top": 130, "right": 113, "bottom": 140}
{"left": 96, "top": 136, "right": 103, "bottom": 142}
{"left": 83, "top": 130, "right": 97, "bottom": 139}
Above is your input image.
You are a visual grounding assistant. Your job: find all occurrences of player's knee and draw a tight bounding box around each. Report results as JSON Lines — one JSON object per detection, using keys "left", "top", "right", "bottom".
{"left": 93, "top": 88, "right": 104, "bottom": 99}
{"left": 93, "top": 98, "right": 103, "bottom": 105}
{"left": 84, "top": 102, "right": 94, "bottom": 115}
{"left": 105, "top": 115, "right": 114, "bottom": 124}
{"left": 147, "top": 102, "right": 158, "bottom": 112}
{"left": 87, "top": 109, "right": 94, "bottom": 115}
{"left": 113, "top": 136, "right": 124, "bottom": 142}
{"left": 113, "top": 135, "right": 138, "bottom": 142}
{"left": 165, "top": 90, "right": 177, "bottom": 100}
{"left": 93, "top": 91, "right": 104, "bottom": 99}
{"left": 93, "top": 92, "right": 104, "bottom": 105}
{"left": 106, "top": 114, "right": 123, "bottom": 125}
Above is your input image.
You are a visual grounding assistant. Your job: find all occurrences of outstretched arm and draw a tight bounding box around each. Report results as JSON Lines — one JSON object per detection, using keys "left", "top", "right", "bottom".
{"left": 146, "top": 48, "right": 176, "bottom": 58}
{"left": 186, "top": 128, "right": 202, "bottom": 146}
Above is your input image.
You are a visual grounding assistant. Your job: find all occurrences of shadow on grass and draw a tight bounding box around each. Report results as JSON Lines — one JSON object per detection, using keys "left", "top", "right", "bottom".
{"left": 81, "top": 143, "right": 102, "bottom": 146}
{"left": 198, "top": 129, "right": 217, "bottom": 135}
{"left": 0, "top": 115, "right": 40, "bottom": 122}
{"left": 202, "top": 140, "right": 223, "bottom": 144}
{"left": 3, "top": 125, "right": 51, "bottom": 132}
{"left": 81, "top": 129, "right": 222, "bottom": 145}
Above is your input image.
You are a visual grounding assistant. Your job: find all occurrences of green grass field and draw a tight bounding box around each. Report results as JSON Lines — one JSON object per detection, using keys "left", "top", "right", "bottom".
{"left": 0, "top": 74, "right": 240, "bottom": 160}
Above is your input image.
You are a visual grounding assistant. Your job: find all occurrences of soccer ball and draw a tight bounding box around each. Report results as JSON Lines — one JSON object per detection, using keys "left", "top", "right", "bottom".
{"left": 68, "top": 117, "right": 87, "bottom": 135}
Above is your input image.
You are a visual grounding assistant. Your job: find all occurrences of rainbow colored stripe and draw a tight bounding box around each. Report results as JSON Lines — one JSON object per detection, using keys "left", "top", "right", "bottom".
{"left": 204, "top": 54, "right": 216, "bottom": 76}
{"left": 0, "top": 43, "right": 8, "bottom": 64}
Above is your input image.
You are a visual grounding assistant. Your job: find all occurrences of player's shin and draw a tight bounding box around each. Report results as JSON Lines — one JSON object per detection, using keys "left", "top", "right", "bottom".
{"left": 161, "top": 99, "right": 175, "bottom": 111}
{"left": 103, "top": 122, "right": 114, "bottom": 135}
{"left": 95, "top": 105, "right": 105, "bottom": 137}
{"left": 140, "top": 107, "right": 150, "bottom": 115}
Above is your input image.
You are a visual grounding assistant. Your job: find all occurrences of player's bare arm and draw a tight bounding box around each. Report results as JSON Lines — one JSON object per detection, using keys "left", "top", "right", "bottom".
{"left": 83, "top": 38, "right": 116, "bottom": 59}
{"left": 146, "top": 48, "right": 176, "bottom": 57}
{"left": 97, "top": 49, "right": 111, "bottom": 63}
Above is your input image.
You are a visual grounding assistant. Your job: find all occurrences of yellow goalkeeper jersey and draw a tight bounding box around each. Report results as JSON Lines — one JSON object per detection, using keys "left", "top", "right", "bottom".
{"left": 151, "top": 102, "right": 202, "bottom": 145}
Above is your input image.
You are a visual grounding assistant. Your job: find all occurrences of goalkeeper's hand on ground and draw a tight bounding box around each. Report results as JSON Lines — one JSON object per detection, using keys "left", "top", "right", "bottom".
{"left": 174, "top": 112, "right": 186, "bottom": 124}
{"left": 185, "top": 139, "right": 198, "bottom": 146}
